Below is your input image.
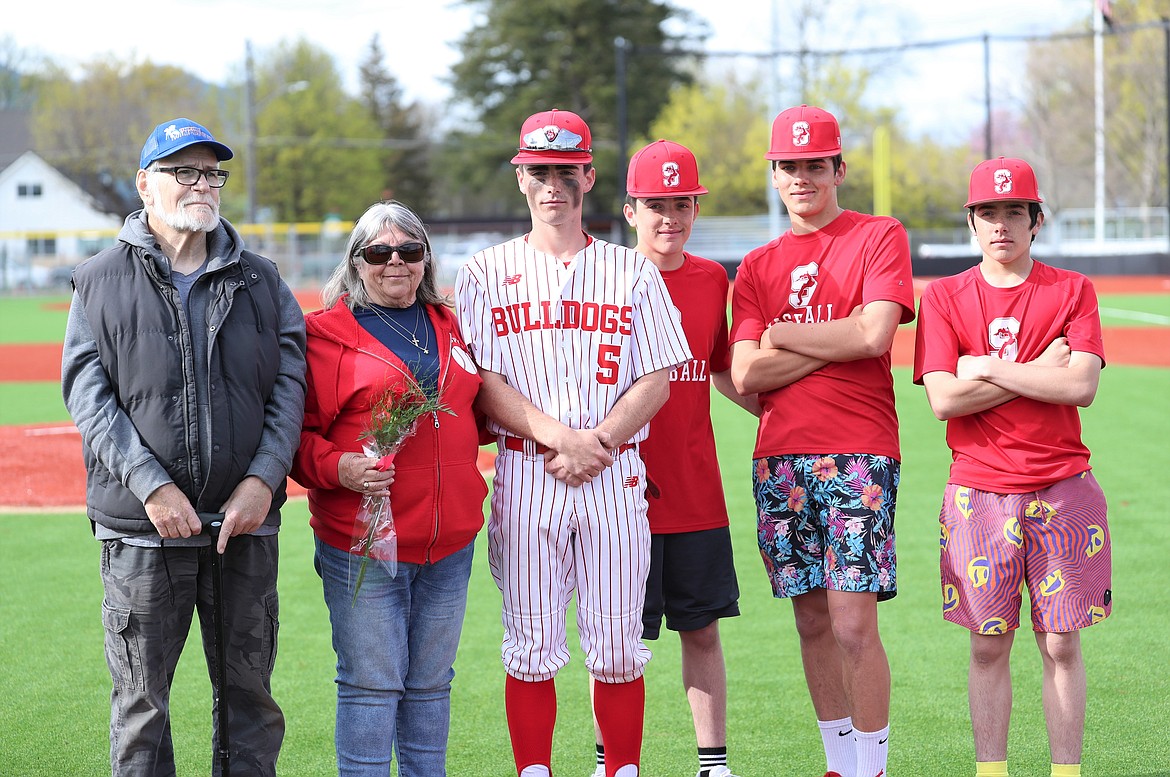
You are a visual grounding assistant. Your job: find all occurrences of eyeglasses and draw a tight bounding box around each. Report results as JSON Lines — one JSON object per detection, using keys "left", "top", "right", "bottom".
{"left": 153, "top": 166, "right": 230, "bottom": 188}
{"left": 355, "top": 242, "right": 427, "bottom": 264}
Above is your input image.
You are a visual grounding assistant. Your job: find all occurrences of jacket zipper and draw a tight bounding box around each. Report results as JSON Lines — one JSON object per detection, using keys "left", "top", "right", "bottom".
{"left": 353, "top": 326, "right": 457, "bottom": 564}
{"left": 424, "top": 334, "right": 457, "bottom": 563}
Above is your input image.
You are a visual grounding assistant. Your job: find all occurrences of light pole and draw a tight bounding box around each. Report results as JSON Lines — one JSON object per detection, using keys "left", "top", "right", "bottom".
{"left": 243, "top": 40, "right": 308, "bottom": 225}
{"left": 245, "top": 40, "right": 258, "bottom": 225}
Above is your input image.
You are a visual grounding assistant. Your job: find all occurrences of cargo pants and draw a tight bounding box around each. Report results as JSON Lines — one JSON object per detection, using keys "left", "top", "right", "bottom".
{"left": 100, "top": 536, "right": 283, "bottom": 777}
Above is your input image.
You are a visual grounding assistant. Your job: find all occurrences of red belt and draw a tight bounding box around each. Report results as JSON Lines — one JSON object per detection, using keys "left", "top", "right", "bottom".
{"left": 500, "top": 435, "right": 635, "bottom": 455}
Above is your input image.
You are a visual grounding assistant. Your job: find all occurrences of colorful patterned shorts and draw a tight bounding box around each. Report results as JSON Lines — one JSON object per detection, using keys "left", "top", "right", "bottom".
{"left": 751, "top": 453, "right": 899, "bottom": 601}
{"left": 939, "top": 471, "right": 1112, "bottom": 634}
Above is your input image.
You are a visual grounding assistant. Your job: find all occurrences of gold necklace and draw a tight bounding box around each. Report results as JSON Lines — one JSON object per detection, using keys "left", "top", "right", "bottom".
{"left": 367, "top": 302, "right": 430, "bottom": 354}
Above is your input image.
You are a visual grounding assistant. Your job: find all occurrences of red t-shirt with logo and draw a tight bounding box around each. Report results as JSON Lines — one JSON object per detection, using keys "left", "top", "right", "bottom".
{"left": 913, "top": 261, "right": 1105, "bottom": 492}
{"left": 730, "top": 210, "right": 915, "bottom": 460}
{"left": 641, "top": 253, "right": 732, "bottom": 533}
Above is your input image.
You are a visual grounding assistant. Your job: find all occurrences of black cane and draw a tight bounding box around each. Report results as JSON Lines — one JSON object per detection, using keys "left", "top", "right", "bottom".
{"left": 200, "top": 513, "right": 231, "bottom": 777}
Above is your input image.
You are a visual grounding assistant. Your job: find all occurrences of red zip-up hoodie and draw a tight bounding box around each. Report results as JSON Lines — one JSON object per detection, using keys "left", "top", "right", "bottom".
{"left": 291, "top": 296, "right": 487, "bottom": 564}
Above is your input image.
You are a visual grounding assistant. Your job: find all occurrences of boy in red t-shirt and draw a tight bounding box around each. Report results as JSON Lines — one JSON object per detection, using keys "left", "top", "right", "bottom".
{"left": 586, "top": 140, "right": 760, "bottom": 777}
{"left": 913, "top": 157, "right": 1111, "bottom": 777}
{"left": 729, "top": 105, "right": 916, "bottom": 777}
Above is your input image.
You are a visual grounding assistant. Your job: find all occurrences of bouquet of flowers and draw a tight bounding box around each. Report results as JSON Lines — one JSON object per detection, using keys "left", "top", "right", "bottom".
{"left": 351, "top": 372, "right": 451, "bottom": 604}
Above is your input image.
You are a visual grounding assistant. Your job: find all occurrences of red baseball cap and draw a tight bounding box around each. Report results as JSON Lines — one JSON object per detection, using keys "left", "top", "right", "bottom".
{"left": 511, "top": 109, "right": 593, "bottom": 165}
{"left": 626, "top": 139, "right": 708, "bottom": 198}
{"left": 765, "top": 104, "right": 842, "bottom": 161}
{"left": 965, "top": 157, "right": 1043, "bottom": 207}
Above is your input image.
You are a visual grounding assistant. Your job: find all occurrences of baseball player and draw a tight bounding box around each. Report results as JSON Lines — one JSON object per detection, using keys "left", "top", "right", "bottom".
{"left": 454, "top": 109, "right": 691, "bottom": 777}
{"left": 913, "top": 157, "right": 1111, "bottom": 777}
{"left": 585, "top": 139, "right": 759, "bottom": 777}
{"left": 729, "top": 104, "right": 915, "bottom": 777}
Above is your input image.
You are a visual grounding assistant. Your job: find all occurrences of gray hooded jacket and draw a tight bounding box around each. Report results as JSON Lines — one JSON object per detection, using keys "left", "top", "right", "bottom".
{"left": 62, "top": 210, "right": 307, "bottom": 536}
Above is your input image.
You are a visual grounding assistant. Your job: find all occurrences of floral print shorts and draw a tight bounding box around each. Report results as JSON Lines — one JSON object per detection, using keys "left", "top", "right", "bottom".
{"left": 751, "top": 453, "right": 899, "bottom": 601}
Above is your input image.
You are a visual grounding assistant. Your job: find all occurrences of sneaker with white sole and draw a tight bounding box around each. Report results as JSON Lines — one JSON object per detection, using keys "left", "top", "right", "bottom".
{"left": 589, "top": 767, "right": 605, "bottom": 777}
{"left": 697, "top": 767, "right": 740, "bottom": 777}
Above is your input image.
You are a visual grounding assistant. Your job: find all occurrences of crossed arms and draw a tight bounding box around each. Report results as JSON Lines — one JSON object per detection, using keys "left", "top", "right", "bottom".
{"left": 730, "top": 300, "right": 903, "bottom": 395}
{"left": 920, "top": 336, "right": 1102, "bottom": 420}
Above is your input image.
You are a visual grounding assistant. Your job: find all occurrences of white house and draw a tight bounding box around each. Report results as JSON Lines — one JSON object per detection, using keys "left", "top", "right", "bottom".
{"left": 0, "top": 150, "right": 122, "bottom": 288}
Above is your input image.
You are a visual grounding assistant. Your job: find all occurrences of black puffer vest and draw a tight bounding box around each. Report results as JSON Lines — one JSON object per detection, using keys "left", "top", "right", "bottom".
{"left": 72, "top": 244, "right": 287, "bottom": 533}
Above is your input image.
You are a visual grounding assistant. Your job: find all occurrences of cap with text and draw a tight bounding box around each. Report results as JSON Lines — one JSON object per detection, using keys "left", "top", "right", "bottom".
{"left": 511, "top": 109, "right": 593, "bottom": 165}
{"left": 965, "top": 157, "right": 1043, "bottom": 208}
{"left": 765, "top": 104, "right": 842, "bottom": 161}
{"left": 139, "top": 118, "right": 234, "bottom": 171}
{"left": 626, "top": 139, "right": 708, "bottom": 198}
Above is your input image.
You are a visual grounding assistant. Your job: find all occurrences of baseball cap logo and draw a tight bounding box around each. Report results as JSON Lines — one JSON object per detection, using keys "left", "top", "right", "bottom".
{"left": 661, "top": 161, "right": 680, "bottom": 189}
{"left": 792, "top": 120, "right": 811, "bottom": 147}
{"left": 163, "top": 123, "right": 211, "bottom": 143}
{"left": 522, "top": 124, "right": 586, "bottom": 152}
{"left": 994, "top": 168, "right": 1013, "bottom": 195}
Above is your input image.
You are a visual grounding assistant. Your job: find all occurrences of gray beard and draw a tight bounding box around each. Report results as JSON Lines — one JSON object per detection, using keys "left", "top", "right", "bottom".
{"left": 159, "top": 200, "right": 219, "bottom": 233}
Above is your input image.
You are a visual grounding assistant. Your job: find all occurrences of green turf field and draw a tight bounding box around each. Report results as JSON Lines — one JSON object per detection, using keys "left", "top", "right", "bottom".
{"left": 1096, "top": 293, "right": 1170, "bottom": 326}
{"left": 0, "top": 294, "right": 71, "bottom": 344}
{"left": 0, "top": 290, "right": 1165, "bottom": 345}
{"left": 2, "top": 361, "right": 1168, "bottom": 775}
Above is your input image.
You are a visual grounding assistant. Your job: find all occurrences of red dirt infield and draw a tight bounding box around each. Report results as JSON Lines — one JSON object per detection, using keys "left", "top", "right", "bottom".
{"left": 2, "top": 276, "right": 1165, "bottom": 510}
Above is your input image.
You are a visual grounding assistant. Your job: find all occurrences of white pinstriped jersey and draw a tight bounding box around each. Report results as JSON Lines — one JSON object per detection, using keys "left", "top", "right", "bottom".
{"left": 455, "top": 235, "right": 691, "bottom": 438}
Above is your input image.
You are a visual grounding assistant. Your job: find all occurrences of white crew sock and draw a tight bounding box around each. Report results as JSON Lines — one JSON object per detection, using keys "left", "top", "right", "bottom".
{"left": 818, "top": 716, "right": 856, "bottom": 777}
{"left": 855, "top": 724, "right": 890, "bottom": 777}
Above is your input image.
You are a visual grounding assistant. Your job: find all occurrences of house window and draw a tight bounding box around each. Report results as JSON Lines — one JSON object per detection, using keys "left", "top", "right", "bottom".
{"left": 27, "top": 237, "right": 56, "bottom": 256}
{"left": 17, "top": 183, "right": 44, "bottom": 197}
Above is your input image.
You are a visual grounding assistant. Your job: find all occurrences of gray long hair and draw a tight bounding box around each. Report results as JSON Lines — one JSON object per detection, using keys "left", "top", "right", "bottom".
{"left": 320, "top": 200, "right": 451, "bottom": 310}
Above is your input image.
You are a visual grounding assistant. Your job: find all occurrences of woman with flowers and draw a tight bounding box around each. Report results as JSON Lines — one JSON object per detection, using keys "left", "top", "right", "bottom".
{"left": 291, "top": 200, "right": 487, "bottom": 776}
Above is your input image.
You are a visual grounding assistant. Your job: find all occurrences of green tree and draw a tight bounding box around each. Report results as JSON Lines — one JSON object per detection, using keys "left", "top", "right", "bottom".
{"left": 636, "top": 49, "right": 975, "bottom": 231}
{"left": 639, "top": 78, "right": 771, "bottom": 216}
{"left": 30, "top": 57, "right": 221, "bottom": 217}
{"left": 0, "top": 36, "right": 41, "bottom": 111}
{"left": 357, "top": 35, "right": 435, "bottom": 215}
{"left": 1021, "top": 0, "right": 1169, "bottom": 213}
{"left": 249, "top": 39, "right": 383, "bottom": 223}
{"left": 886, "top": 135, "right": 978, "bottom": 231}
{"left": 448, "top": 0, "right": 705, "bottom": 215}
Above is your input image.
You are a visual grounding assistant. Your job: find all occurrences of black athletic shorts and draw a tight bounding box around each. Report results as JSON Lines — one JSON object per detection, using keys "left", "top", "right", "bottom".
{"left": 642, "top": 525, "right": 740, "bottom": 639}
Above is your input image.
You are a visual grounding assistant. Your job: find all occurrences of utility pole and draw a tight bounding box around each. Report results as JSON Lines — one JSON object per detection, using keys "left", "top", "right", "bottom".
{"left": 244, "top": 40, "right": 258, "bottom": 226}
{"left": 767, "top": 0, "right": 782, "bottom": 236}
{"left": 1093, "top": 0, "right": 1107, "bottom": 245}
{"left": 616, "top": 36, "right": 629, "bottom": 245}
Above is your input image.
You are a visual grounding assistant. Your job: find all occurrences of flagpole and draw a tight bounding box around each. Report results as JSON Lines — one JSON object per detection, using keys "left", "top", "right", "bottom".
{"left": 1094, "top": 0, "right": 1106, "bottom": 245}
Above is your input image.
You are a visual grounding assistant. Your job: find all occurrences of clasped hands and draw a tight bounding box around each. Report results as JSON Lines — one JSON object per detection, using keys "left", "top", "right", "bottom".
{"left": 543, "top": 427, "right": 620, "bottom": 488}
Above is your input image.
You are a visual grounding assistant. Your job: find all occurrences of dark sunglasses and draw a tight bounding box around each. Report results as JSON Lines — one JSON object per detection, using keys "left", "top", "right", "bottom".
{"left": 355, "top": 241, "right": 426, "bottom": 264}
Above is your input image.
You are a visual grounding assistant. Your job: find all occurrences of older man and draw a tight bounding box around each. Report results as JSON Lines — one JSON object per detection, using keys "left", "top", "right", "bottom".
{"left": 62, "top": 117, "right": 306, "bottom": 776}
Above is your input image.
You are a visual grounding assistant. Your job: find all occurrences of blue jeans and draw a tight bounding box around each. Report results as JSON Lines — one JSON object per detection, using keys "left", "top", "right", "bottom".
{"left": 314, "top": 537, "right": 474, "bottom": 777}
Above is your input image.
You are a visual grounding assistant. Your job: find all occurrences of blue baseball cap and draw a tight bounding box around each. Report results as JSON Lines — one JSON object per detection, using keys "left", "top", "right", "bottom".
{"left": 139, "top": 118, "right": 233, "bottom": 170}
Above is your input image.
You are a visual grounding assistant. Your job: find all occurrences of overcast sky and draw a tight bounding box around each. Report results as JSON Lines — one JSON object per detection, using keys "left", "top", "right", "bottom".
{"left": 8, "top": 0, "right": 1094, "bottom": 142}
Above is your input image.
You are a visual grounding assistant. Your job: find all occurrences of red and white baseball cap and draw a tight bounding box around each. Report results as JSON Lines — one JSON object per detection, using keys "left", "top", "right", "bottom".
{"left": 765, "top": 104, "right": 842, "bottom": 161}
{"left": 626, "top": 139, "right": 708, "bottom": 198}
{"left": 965, "top": 157, "right": 1043, "bottom": 207}
{"left": 511, "top": 109, "right": 593, "bottom": 165}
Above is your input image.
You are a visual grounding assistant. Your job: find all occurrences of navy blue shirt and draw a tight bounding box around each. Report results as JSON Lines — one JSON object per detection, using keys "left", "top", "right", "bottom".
{"left": 354, "top": 302, "right": 439, "bottom": 387}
